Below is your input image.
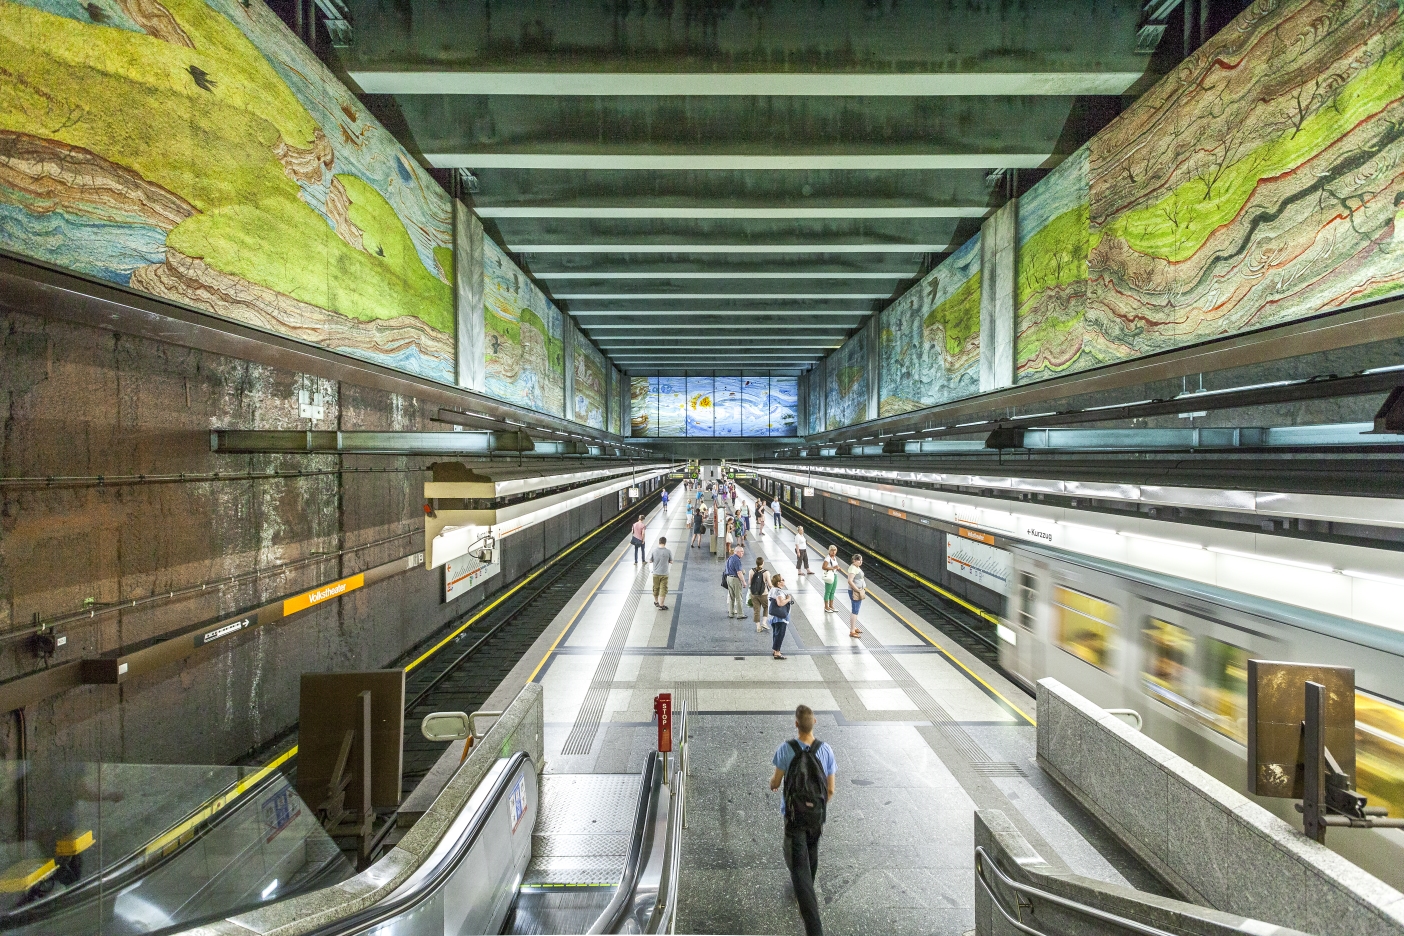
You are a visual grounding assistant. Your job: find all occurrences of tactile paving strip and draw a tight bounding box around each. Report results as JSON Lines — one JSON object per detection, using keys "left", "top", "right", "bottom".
{"left": 560, "top": 568, "right": 650, "bottom": 756}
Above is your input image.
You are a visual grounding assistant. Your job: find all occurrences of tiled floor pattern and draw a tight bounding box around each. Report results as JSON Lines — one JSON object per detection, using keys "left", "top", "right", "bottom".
{"left": 530, "top": 486, "right": 1159, "bottom": 935}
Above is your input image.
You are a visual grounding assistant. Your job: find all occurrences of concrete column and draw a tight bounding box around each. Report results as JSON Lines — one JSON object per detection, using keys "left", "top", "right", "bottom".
{"left": 979, "top": 198, "right": 1017, "bottom": 393}
{"left": 453, "top": 201, "right": 485, "bottom": 392}
{"left": 865, "top": 316, "right": 880, "bottom": 421}
{"left": 563, "top": 318, "right": 577, "bottom": 422}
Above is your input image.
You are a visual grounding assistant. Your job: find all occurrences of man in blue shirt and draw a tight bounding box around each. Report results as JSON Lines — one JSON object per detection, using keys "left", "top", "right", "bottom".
{"left": 770, "top": 705, "right": 835, "bottom": 936}
{"left": 724, "top": 545, "right": 746, "bottom": 618}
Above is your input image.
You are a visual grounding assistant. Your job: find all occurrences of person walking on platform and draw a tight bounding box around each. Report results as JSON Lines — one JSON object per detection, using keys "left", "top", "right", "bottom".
{"left": 772, "top": 497, "right": 783, "bottom": 532}
{"left": 794, "top": 526, "right": 812, "bottom": 576}
{"left": 820, "top": 546, "right": 841, "bottom": 614}
{"left": 733, "top": 511, "right": 745, "bottom": 545}
{"left": 691, "top": 505, "right": 705, "bottom": 548}
{"left": 661, "top": 488, "right": 669, "bottom": 511}
{"left": 648, "top": 537, "right": 672, "bottom": 610}
{"left": 725, "top": 545, "right": 747, "bottom": 619}
{"left": 631, "top": 515, "right": 647, "bottom": 565}
{"left": 749, "top": 556, "right": 770, "bottom": 631}
{"left": 770, "top": 705, "right": 835, "bottom": 936}
{"left": 767, "top": 573, "right": 794, "bottom": 660}
{"left": 723, "top": 513, "right": 735, "bottom": 553}
{"left": 756, "top": 500, "right": 767, "bottom": 535}
{"left": 845, "top": 554, "right": 866, "bottom": 638}
{"left": 741, "top": 501, "right": 751, "bottom": 534}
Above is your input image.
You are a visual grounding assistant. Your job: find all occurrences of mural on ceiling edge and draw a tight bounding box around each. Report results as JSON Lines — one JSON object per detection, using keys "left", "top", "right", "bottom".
{"left": 572, "top": 337, "right": 607, "bottom": 430}
{"left": 607, "top": 367, "right": 622, "bottom": 436}
{"left": 1085, "top": 0, "right": 1404, "bottom": 365}
{"left": 483, "top": 238, "right": 565, "bottom": 416}
{"left": 1015, "top": 145, "right": 1092, "bottom": 383}
{"left": 768, "top": 378, "right": 798, "bottom": 436}
{"left": 0, "top": 0, "right": 455, "bottom": 383}
{"left": 630, "top": 376, "right": 654, "bottom": 437}
{"left": 825, "top": 333, "right": 868, "bottom": 431}
{"left": 806, "top": 370, "right": 823, "bottom": 435}
{"left": 879, "top": 234, "right": 981, "bottom": 416}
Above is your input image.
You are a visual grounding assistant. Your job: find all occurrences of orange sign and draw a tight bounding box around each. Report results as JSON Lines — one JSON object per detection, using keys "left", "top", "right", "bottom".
{"left": 888, "top": 509, "right": 907, "bottom": 520}
{"left": 958, "top": 527, "right": 996, "bottom": 546}
{"left": 283, "top": 573, "right": 365, "bottom": 616}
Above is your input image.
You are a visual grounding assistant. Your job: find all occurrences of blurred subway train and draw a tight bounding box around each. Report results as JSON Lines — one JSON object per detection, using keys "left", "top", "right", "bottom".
{"left": 1000, "top": 541, "right": 1404, "bottom": 888}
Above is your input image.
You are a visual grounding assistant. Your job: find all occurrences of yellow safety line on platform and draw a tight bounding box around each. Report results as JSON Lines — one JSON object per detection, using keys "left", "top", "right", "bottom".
{"left": 740, "top": 484, "right": 1033, "bottom": 724}
{"left": 528, "top": 548, "right": 627, "bottom": 683}
{"left": 248, "top": 493, "right": 658, "bottom": 783}
{"left": 867, "top": 592, "right": 1034, "bottom": 726}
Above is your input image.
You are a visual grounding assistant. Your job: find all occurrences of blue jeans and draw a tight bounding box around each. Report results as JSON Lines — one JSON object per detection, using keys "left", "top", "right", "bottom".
{"left": 633, "top": 540, "right": 645, "bottom": 562}
{"left": 771, "top": 615, "right": 789, "bottom": 652}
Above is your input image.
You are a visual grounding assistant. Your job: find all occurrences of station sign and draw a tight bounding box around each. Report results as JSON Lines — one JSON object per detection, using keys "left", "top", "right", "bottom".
{"left": 445, "top": 550, "right": 501, "bottom": 602}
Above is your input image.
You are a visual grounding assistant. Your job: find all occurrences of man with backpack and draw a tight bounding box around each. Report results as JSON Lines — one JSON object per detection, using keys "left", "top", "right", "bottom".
{"left": 769, "top": 704, "right": 835, "bottom": 936}
{"left": 749, "top": 557, "right": 770, "bottom": 632}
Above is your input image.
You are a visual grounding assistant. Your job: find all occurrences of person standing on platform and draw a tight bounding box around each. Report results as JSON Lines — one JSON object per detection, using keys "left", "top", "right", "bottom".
{"left": 772, "top": 497, "right": 783, "bottom": 531}
{"left": 648, "top": 537, "right": 672, "bottom": 610}
{"left": 770, "top": 704, "right": 835, "bottom": 936}
{"left": 794, "top": 526, "right": 812, "bottom": 576}
{"left": 733, "top": 511, "right": 745, "bottom": 545}
{"left": 741, "top": 501, "right": 751, "bottom": 534}
{"left": 820, "top": 546, "right": 841, "bottom": 614}
{"left": 725, "top": 545, "right": 747, "bottom": 619}
{"left": 749, "top": 557, "right": 770, "bottom": 631}
{"left": 845, "top": 554, "right": 866, "bottom": 638}
{"left": 756, "top": 500, "right": 767, "bottom": 535}
{"left": 691, "top": 505, "right": 705, "bottom": 548}
{"left": 723, "top": 512, "right": 735, "bottom": 553}
{"left": 631, "top": 515, "right": 647, "bottom": 565}
{"left": 767, "top": 573, "right": 793, "bottom": 660}
{"left": 662, "top": 488, "right": 669, "bottom": 511}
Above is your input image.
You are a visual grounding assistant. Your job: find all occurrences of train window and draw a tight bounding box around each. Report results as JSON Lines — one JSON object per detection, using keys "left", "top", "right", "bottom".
{"left": 1052, "top": 586, "right": 1119, "bottom": 673}
{"left": 1199, "top": 637, "right": 1249, "bottom": 744}
{"left": 1357, "top": 691, "right": 1404, "bottom": 819}
{"left": 1016, "top": 573, "right": 1038, "bottom": 631}
{"left": 1140, "top": 617, "right": 1193, "bottom": 706}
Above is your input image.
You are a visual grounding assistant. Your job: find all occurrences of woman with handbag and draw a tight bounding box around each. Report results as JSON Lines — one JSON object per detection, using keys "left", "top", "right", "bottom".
{"left": 820, "top": 546, "right": 841, "bottom": 614}
{"left": 768, "top": 574, "right": 794, "bottom": 659}
{"left": 844, "top": 554, "right": 866, "bottom": 638}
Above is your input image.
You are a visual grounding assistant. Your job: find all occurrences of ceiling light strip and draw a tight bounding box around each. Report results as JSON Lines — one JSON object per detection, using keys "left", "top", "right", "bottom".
{"left": 429, "top": 154, "right": 1050, "bottom": 170}
{"left": 475, "top": 206, "right": 988, "bottom": 219}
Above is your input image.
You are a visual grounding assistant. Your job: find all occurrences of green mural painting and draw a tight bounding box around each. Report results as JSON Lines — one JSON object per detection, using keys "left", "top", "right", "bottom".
{"left": 879, "top": 234, "right": 981, "bottom": 416}
{"left": 0, "top": 0, "right": 455, "bottom": 381}
{"left": 1086, "top": 0, "right": 1404, "bottom": 361}
{"left": 825, "top": 332, "right": 868, "bottom": 431}
{"left": 483, "top": 238, "right": 565, "bottom": 416}
{"left": 1015, "top": 145, "right": 1093, "bottom": 382}
{"left": 573, "top": 336, "right": 607, "bottom": 430}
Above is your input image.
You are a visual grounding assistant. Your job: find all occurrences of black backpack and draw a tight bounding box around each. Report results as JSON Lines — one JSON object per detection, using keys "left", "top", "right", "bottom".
{"left": 749, "top": 568, "right": 768, "bottom": 596}
{"left": 783, "top": 740, "right": 828, "bottom": 830}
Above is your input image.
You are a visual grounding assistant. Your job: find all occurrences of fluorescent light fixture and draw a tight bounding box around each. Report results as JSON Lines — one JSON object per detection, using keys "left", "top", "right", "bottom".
{"left": 558, "top": 293, "right": 889, "bottom": 300}
{"left": 539, "top": 272, "right": 906, "bottom": 279}
{"left": 1206, "top": 546, "right": 1335, "bottom": 573}
{"left": 1058, "top": 521, "right": 1117, "bottom": 536}
{"left": 1342, "top": 569, "right": 1404, "bottom": 586}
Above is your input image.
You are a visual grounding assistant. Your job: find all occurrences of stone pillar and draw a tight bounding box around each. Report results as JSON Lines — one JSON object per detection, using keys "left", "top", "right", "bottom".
{"left": 979, "top": 198, "right": 1017, "bottom": 393}
{"left": 865, "top": 316, "right": 880, "bottom": 421}
{"left": 563, "top": 318, "right": 576, "bottom": 422}
{"left": 453, "top": 201, "right": 485, "bottom": 392}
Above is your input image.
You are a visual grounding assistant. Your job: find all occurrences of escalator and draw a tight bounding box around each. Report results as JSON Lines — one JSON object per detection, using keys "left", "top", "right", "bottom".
{"left": 294, "top": 750, "right": 681, "bottom": 936}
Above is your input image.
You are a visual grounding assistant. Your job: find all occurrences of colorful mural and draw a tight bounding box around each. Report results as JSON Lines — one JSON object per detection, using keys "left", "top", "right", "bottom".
{"left": 607, "top": 367, "right": 622, "bottom": 436}
{"left": 572, "top": 335, "right": 607, "bottom": 430}
{"left": 1085, "top": 0, "right": 1404, "bottom": 366}
{"left": 805, "top": 369, "right": 823, "bottom": 435}
{"left": 483, "top": 239, "right": 565, "bottom": 416}
{"left": 0, "top": 0, "right": 455, "bottom": 382}
{"left": 630, "top": 376, "right": 796, "bottom": 436}
{"left": 824, "top": 333, "right": 868, "bottom": 431}
{"left": 1016, "top": 145, "right": 1091, "bottom": 382}
{"left": 878, "top": 234, "right": 981, "bottom": 416}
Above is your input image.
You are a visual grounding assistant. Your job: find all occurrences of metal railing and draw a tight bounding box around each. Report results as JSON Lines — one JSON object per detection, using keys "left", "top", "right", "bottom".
{"left": 975, "top": 846, "right": 1179, "bottom": 936}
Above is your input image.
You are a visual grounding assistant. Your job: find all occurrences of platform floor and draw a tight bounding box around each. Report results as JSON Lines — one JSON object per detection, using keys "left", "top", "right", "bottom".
{"left": 493, "top": 486, "right": 1163, "bottom": 935}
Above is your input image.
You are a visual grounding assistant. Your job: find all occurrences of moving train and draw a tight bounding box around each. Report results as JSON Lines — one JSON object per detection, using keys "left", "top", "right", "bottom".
{"left": 999, "top": 540, "right": 1404, "bottom": 888}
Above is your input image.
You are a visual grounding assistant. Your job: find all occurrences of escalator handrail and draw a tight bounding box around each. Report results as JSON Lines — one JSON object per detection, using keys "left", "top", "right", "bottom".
{"left": 0, "top": 766, "right": 289, "bottom": 927}
{"left": 588, "top": 751, "right": 664, "bottom": 934}
{"left": 644, "top": 701, "right": 689, "bottom": 933}
{"left": 302, "top": 751, "right": 532, "bottom": 936}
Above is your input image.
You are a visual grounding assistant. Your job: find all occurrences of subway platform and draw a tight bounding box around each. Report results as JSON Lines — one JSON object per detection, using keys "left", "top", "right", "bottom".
{"left": 480, "top": 486, "right": 1164, "bottom": 935}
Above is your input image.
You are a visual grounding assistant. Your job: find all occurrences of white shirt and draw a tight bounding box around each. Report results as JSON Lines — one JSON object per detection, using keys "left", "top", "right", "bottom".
{"left": 794, "top": 534, "right": 807, "bottom": 552}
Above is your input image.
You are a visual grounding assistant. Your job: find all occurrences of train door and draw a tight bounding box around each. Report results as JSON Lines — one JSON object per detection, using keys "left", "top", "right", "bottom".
{"left": 1013, "top": 568, "right": 1044, "bottom": 684}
